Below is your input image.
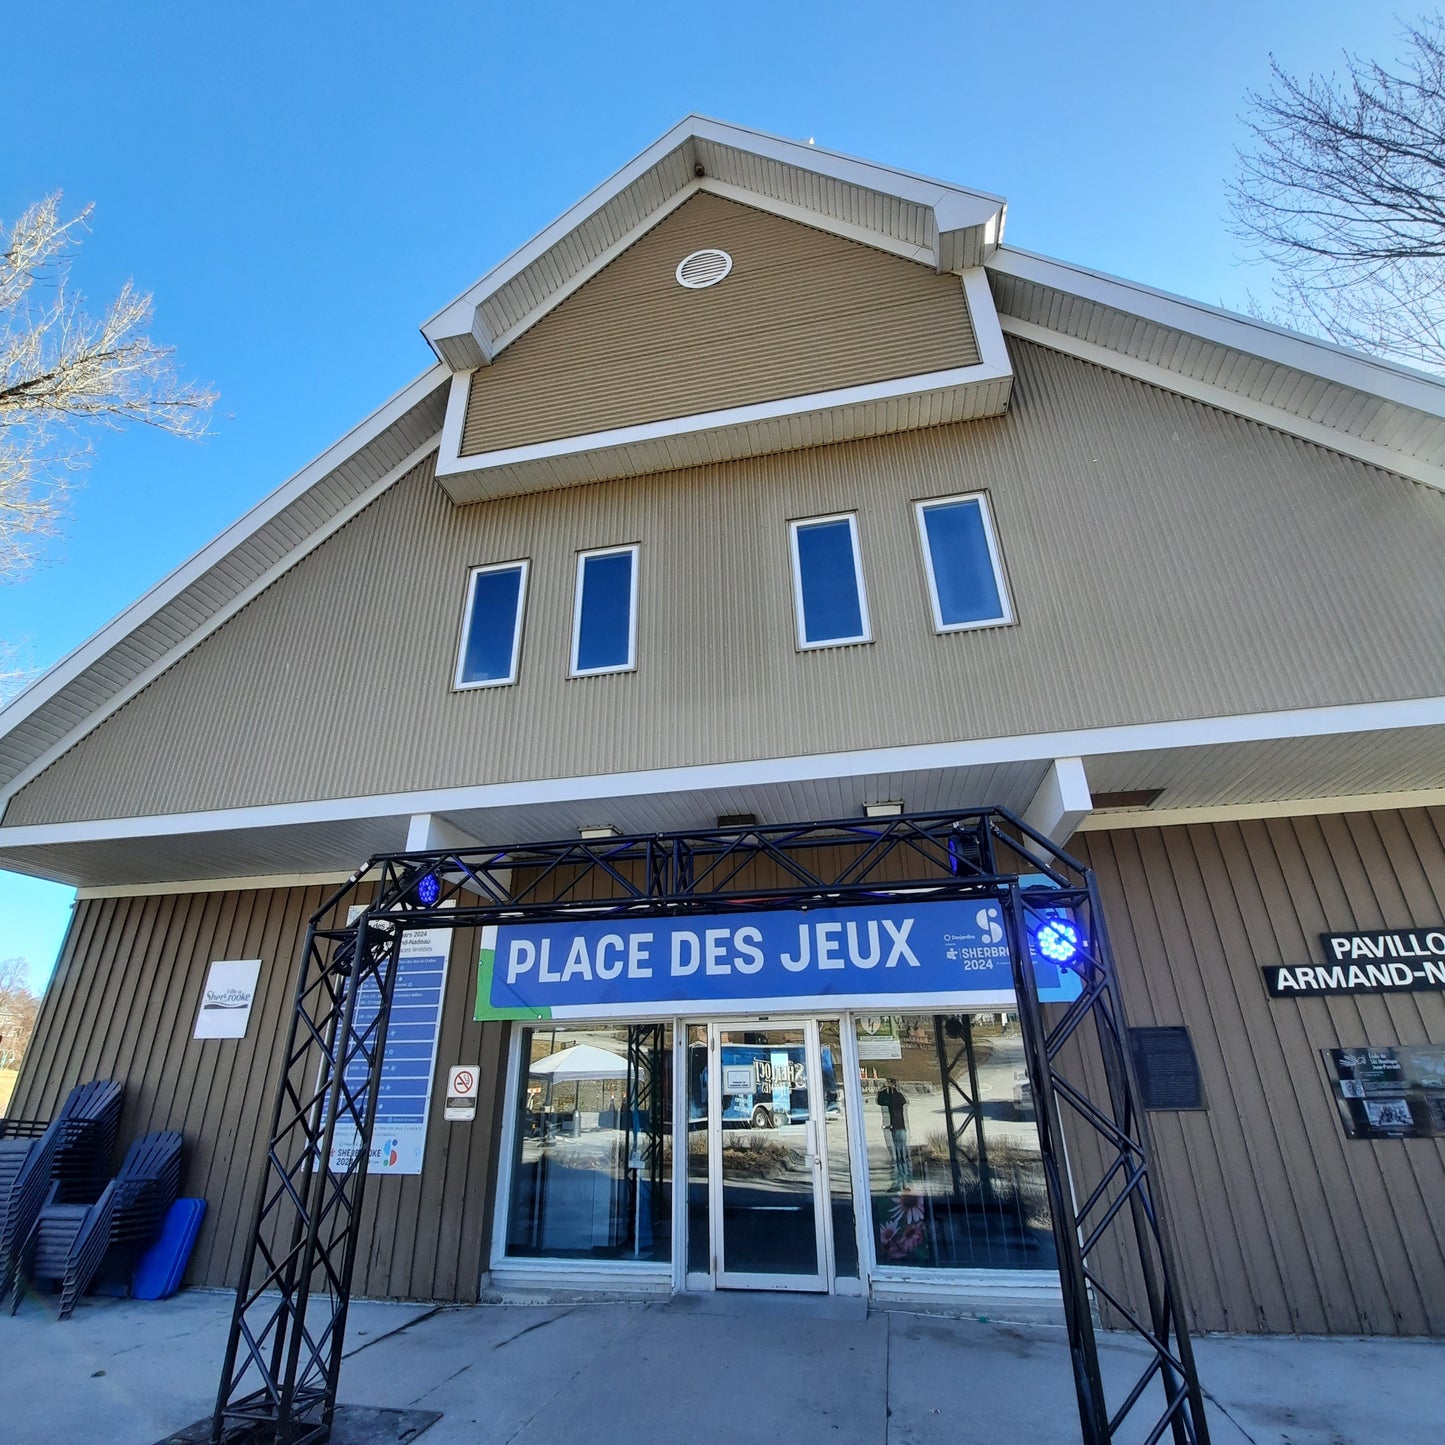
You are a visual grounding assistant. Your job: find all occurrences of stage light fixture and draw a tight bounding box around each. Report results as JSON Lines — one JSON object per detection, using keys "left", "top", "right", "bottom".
{"left": 1033, "top": 916, "right": 1079, "bottom": 964}
{"left": 416, "top": 872, "right": 441, "bottom": 907}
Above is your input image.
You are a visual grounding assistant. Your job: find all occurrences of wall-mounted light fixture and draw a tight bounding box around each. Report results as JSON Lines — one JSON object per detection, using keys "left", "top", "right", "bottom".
{"left": 578, "top": 825, "right": 620, "bottom": 840}
{"left": 863, "top": 801, "right": 904, "bottom": 818}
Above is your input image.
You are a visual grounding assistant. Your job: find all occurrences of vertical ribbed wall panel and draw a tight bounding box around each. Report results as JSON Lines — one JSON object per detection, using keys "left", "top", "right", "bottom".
{"left": 8, "top": 887, "right": 506, "bottom": 1301}
{"left": 461, "top": 192, "right": 980, "bottom": 454}
{"left": 1075, "top": 808, "right": 1445, "bottom": 1335}
{"left": 9, "top": 339, "right": 1445, "bottom": 828}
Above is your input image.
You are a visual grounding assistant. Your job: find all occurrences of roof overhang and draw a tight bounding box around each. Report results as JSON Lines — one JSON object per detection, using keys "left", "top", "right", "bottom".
{"left": 420, "top": 116, "right": 1008, "bottom": 373}
{"left": 5, "top": 701, "right": 1441, "bottom": 891}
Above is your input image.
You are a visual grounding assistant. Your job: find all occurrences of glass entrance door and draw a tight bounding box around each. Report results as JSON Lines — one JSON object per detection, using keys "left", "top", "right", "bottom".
{"left": 700, "top": 1021, "right": 831, "bottom": 1291}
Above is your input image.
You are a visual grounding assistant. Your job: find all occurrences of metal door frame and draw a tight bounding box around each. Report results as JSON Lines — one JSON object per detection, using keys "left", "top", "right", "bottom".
{"left": 706, "top": 1018, "right": 833, "bottom": 1293}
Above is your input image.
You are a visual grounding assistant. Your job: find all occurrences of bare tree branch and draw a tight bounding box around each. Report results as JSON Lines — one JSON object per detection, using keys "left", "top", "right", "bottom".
{"left": 0, "top": 193, "right": 215, "bottom": 692}
{"left": 1230, "top": 16, "right": 1445, "bottom": 370}
{"left": 0, "top": 195, "right": 217, "bottom": 547}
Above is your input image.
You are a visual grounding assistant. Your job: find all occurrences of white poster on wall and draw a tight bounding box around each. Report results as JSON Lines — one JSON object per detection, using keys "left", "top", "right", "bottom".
{"left": 328, "top": 916, "right": 451, "bottom": 1176}
{"left": 194, "top": 959, "right": 262, "bottom": 1039}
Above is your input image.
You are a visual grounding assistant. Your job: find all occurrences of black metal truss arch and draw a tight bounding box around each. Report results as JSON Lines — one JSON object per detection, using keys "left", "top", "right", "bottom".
{"left": 210, "top": 808, "right": 1210, "bottom": 1444}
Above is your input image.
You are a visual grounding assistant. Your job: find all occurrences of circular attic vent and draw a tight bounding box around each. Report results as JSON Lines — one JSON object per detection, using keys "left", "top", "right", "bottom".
{"left": 675, "top": 248, "right": 733, "bottom": 289}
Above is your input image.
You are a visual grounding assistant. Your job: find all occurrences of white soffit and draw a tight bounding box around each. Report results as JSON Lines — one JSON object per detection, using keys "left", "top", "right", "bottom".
{"left": 420, "top": 115, "right": 1008, "bottom": 372}
{"left": 3, "top": 703, "right": 1442, "bottom": 888}
{"left": 988, "top": 248, "right": 1445, "bottom": 492}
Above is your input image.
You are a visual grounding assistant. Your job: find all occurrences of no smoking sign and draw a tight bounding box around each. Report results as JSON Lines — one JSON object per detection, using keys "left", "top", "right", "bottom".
{"left": 445, "top": 1065, "right": 480, "bottom": 1121}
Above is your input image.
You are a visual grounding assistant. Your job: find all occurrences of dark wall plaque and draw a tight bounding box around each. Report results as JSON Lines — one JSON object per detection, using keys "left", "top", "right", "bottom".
{"left": 1128, "top": 1027, "right": 1206, "bottom": 1111}
{"left": 1324, "top": 1046, "right": 1445, "bottom": 1139}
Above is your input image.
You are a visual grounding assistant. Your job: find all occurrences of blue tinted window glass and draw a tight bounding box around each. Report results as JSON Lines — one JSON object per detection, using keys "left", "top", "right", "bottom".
{"left": 923, "top": 500, "right": 1004, "bottom": 625}
{"left": 576, "top": 551, "right": 634, "bottom": 672}
{"left": 796, "top": 519, "right": 864, "bottom": 644}
{"left": 460, "top": 566, "right": 524, "bottom": 683}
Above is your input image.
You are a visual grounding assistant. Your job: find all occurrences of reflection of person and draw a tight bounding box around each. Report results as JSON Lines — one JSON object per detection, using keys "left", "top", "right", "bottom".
{"left": 877, "top": 1078, "right": 912, "bottom": 1184}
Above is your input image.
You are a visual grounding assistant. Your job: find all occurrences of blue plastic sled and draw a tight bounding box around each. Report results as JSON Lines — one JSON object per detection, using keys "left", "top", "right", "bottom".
{"left": 130, "top": 1198, "right": 207, "bottom": 1300}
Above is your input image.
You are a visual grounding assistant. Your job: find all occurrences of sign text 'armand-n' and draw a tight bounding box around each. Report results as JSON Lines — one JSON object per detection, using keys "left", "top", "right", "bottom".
{"left": 474, "top": 899, "right": 1082, "bottom": 1021}
{"left": 1263, "top": 928, "right": 1445, "bottom": 998}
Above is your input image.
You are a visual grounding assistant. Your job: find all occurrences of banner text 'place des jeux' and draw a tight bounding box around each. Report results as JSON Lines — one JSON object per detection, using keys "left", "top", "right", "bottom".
{"left": 474, "top": 899, "right": 1082, "bottom": 1021}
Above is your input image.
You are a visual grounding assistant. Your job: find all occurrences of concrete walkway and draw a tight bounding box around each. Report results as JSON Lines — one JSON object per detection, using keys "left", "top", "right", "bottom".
{"left": 3, "top": 1289, "right": 1442, "bottom": 1444}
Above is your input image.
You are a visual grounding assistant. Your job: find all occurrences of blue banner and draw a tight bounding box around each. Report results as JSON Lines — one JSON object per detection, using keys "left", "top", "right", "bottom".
{"left": 475, "top": 898, "right": 1080, "bottom": 1020}
{"left": 331, "top": 923, "right": 451, "bottom": 1175}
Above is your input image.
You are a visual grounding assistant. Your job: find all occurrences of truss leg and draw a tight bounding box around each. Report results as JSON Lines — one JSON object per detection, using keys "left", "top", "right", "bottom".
{"left": 211, "top": 894, "right": 406, "bottom": 1444}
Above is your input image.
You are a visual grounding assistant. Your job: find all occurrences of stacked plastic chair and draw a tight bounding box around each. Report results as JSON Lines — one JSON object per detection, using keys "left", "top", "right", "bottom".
{"left": 49, "top": 1080, "right": 124, "bottom": 1204}
{"left": 0, "top": 1079, "right": 123, "bottom": 1306}
{"left": 10, "top": 1130, "right": 184, "bottom": 1319}
{"left": 0, "top": 1119, "right": 64, "bottom": 1305}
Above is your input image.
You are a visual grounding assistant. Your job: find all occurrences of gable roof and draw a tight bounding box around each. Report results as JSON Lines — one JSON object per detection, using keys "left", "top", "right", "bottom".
{"left": 2, "top": 116, "right": 1444, "bottom": 846}
{"left": 420, "top": 115, "right": 1008, "bottom": 372}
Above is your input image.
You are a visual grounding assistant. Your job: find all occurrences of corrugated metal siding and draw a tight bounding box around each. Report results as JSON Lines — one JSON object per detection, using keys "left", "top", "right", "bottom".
{"left": 1075, "top": 809, "right": 1445, "bottom": 1335}
{"left": 461, "top": 192, "right": 980, "bottom": 455}
{"left": 445, "top": 374, "right": 1013, "bottom": 501}
{"left": 8, "top": 340, "right": 1445, "bottom": 828}
{"left": 7, "top": 887, "right": 508, "bottom": 1301}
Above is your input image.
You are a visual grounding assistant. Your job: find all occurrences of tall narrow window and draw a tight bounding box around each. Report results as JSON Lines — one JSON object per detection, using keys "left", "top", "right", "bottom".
{"left": 455, "top": 560, "right": 529, "bottom": 689}
{"left": 789, "top": 513, "right": 870, "bottom": 649}
{"left": 915, "top": 493, "right": 1012, "bottom": 632}
{"left": 571, "top": 544, "right": 639, "bottom": 675}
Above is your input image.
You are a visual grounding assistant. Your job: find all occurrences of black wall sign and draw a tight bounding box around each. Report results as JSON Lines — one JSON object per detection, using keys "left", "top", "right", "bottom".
{"left": 1324, "top": 1047, "right": 1445, "bottom": 1140}
{"left": 1263, "top": 927, "right": 1445, "bottom": 998}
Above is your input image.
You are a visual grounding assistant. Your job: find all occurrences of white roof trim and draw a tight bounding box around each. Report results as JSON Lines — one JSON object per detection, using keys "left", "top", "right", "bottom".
{"left": 421, "top": 115, "right": 1006, "bottom": 371}
{"left": 989, "top": 247, "right": 1445, "bottom": 422}
{"left": 1077, "top": 785, "right": 1445, "bottom": 832}
{"left": 0, "top": 365, "right": 448, "bottom": 792}
{"left": 1000, "top": 316, "right": 1445, "bottom": 492}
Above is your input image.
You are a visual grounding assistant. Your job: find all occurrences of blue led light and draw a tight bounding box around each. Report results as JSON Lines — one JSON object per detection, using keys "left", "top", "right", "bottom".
{"left": 1034, "top": 918, "right": 1079, "bottom": 963}
{"left": 416, "top": 872, "right": 441, "bottom": 907}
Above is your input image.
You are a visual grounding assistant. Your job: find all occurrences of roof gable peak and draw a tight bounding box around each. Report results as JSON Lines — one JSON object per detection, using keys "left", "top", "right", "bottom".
{"left": 421, "top": 116, "right": 1007, "bottom": 372}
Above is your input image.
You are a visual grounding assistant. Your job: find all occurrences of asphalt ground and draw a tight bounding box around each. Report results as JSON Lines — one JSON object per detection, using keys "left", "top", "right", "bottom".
{"left": 3, "top": 1288, "right": 1442, "bottom": 1444}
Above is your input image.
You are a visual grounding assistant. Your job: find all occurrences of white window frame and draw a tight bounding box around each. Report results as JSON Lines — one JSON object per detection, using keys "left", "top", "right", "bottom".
{"left": 913, "top": 491, "right": 1013, "bottom": 634}
{"left": 454, "top": 558, "right": 530, "bottom": 690}
{"left": 570, "top": 543, "right": 640, "bottom": 677}
{"left": 788, "top": 512, "right": 872, "bottom": 650}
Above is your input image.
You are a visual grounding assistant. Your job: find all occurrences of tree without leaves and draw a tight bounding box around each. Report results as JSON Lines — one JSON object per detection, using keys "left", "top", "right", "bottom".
{"left": 1229, "top": 16, "right": 1445, "bottom": 372}
{"left": 0, "top": 195, "right": 216, "bottom": 683}
{"left": 0, "top": 956, "right": 40, "bottom": 1072}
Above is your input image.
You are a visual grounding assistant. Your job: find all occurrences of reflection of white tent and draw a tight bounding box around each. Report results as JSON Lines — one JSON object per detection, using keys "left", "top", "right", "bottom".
{"left": 529, "top": 1043, "right": 631, "bottom": 1082}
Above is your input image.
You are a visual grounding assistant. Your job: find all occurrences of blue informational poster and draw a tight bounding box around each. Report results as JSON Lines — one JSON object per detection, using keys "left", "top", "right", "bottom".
{"left": 329, "top": 922, "right": 450, "bottom": 1176}
{"left": 475, "top": 897, "right": 1082, "bottom": 1021}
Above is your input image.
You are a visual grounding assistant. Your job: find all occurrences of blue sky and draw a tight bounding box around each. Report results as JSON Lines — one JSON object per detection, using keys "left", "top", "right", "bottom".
{"left": 0, "top": 1, "right": 1415, "bottom": 990}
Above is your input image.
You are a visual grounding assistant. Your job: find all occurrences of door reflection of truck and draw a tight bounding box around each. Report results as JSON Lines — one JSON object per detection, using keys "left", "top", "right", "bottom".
{"left": 688, "top": 1043, "right": 838, "bottom": 1128}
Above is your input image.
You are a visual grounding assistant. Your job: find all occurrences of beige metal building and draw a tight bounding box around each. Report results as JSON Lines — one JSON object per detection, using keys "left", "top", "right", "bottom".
{"left": 2, "top": 117, "right": 1443, "bottom": 1341}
